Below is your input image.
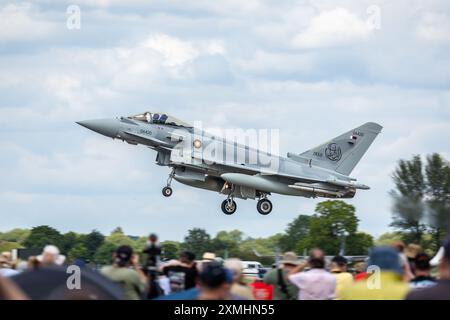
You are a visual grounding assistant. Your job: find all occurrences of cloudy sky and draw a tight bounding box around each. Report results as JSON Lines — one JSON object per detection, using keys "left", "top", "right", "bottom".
{"left": 0, "top": 0, "right": 449, "bottom": 241}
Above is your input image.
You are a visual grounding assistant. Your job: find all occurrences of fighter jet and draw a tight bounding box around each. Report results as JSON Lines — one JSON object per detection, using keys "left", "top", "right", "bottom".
{"left": 76, "top": 112, "right": 382, "bottom": 215}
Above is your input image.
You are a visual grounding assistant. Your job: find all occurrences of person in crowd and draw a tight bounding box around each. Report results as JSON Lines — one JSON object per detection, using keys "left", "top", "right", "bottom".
{"left": 353, "top": 262, "right": 368, "bottom": 281}
{"left": 224, "top": 258, "right": 253, "bottom": 300}
{"left": 409, "top": 253, "right": 436, "bottom": 289}
{"left": 263, "top": 252, "right": 299, "bottom": 300}
{"left": 27, "top": 256, "right": 41, "bottom": 270}
{"left": 343, "top": 246, "right": 409, "bottom": 300}
{"left": 0, "top": 252, "right": 19, "bottom": 277}
{"left": 101, "top": 245, "right": 147, "bottom": 300}
{"left": 159, "top": 261, "right": 235, "bottom": 300}
{"left": 406, "top": 236, "right": 450, "bottom": 300}
{"left": 288, "top": 248, "right": 336, "bottom": 300}
{"left": 405, "top": 243, "right": 422, "bottom": 275}
{"left": 162, "top": 250, "right": 198, "bottom": 293}
{"left": 37, "top": 245, "right": 65, "bottom": 267}
{"left": 391, "top": 240, "right": 414, "bottom": 281}
{"left": 197, "top": 262, "right": 234, "bottom": 300}
{"left": 330, "top": 255, "right": 353, "bottom": 300}
{"left": 202, "top": 252, "right": 216, "bottom": 262}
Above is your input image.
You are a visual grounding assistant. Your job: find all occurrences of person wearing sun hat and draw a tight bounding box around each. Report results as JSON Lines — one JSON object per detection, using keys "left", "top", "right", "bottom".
{"left": 263, "top": 252, "right": 300, "bottom": 300}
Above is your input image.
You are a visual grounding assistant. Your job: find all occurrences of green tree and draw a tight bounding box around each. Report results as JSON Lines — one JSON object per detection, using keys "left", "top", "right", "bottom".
{"left": 0, "top": 241, "right": 23, "bottom": 252}
{"left": 296, "top": 201, "right": 367, "bottom": 255}
{"left": 61, "top": 231, "right": 81, "bottom": 255}
{"left": 83, "top": 230, "right": 105, "bottom": 262}
{"left": 94, "top": 241, "right": 117, "bottom": 265}
{"left": 23, "top": 225, "right": 63, "bottom": 250}
{"left": 161, "top": 241, "right": 181, "bottom": 260}
{"left": 68, "top": 243, "right": 88, "bottom": 262}
{"left": 182, "top": 228, "right": 211, "bottom": 258}
{"left": 0, "top": 228, "right": 30, "bottom": 244}
{"left": 105, "top": 227, "right": 134, "bottom": 247}
{"left": 346, "top": 232, "right": 374, "bottom": 255}
{"left": 425, "top": 153, "right": 450, "bottom": 249}
{"left": 390, "top": 155, "right": 427, "bottom": 244}
{"left": 278, "top": 215, "right": 312, "bottom": 251}
{"left": 211, "top": 230, "right": 243, "bottom": 258}
{"left": 375, "top": 232, "right": 403, "bottom": 246}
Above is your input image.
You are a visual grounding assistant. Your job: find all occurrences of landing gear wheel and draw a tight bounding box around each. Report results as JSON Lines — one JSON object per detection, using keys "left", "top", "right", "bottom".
{"left": 221, "top": 199, "right": 237, "bottom": 215}
{"left": 257, "top": 198, "right": 272, "bottom": 215}
{"left": 162, "top": 186, "right": 173, "bottom": 197}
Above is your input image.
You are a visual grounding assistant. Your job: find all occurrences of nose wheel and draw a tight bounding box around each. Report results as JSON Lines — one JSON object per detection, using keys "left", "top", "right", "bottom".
{"left": 257, "top": 198, "right": 273, "bottom": 215}
{"left": 162, "top": 186, "right": 173, "bottom": 197}
{"left": 221, "top": 199, "right": 237, "bottom": 215}
{"left": 162, "top": 168, "right": 175, "bottom": 197}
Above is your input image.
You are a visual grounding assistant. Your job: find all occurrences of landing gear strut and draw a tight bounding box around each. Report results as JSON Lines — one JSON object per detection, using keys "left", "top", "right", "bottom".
{"left": 221, "top": 184, "right": 237, "bottom": 215}
{"left": 257, "top": 197, "right": 272, "bottom": 215}
{"left": 162, "top": 169, "right": 175, "bottom": 197}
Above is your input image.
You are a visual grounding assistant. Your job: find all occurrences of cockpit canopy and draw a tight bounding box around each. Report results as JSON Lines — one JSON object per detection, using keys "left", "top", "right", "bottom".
{"left": 129, "top": 112, "right": 192, "bottom": 128}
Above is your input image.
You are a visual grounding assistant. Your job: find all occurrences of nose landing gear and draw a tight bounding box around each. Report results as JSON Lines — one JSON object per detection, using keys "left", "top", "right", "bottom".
{"left": 162, "top": 169, "right": 175, "bottom": 197}
{"left": 221, "top": 198, "right": 237, "bottom": 215}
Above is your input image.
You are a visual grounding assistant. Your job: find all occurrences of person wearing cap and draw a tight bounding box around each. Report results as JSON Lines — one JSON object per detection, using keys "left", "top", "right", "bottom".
{"left": 409, "top": 253, "right": 436, "bottom": 289}
{"left": 202, "top": 252, "right": 216, "bottom": 262}
{"left": 390, "top": 240, "right": 414, "bottom": 281}
{"left": 100, "top": 245, "right": 147, "bottom": 300}
{"left": 263, "top": 252, "right": 299, "bottom": 300}
{"left": 406, "top": 235, "right": 450, "bottom": 300}
{"left": 288, "top": 249, "right": 336, "bottom": 300}
{"left": 405, "top": 243, "right": 422, "bottom": 274}
{"left": 224, "top": 258, "right": 253, "bottom": 300}
{"left": 330, "top": 255, "right": 354, "bottom": 300}
{"left": 343, "top": 246, "right": 410, "bottom": 300}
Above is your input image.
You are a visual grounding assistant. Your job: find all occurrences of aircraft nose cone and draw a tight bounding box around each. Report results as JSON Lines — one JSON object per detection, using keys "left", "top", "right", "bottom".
{"left": 76, "top": 119, "right": 119, "bottom": 138}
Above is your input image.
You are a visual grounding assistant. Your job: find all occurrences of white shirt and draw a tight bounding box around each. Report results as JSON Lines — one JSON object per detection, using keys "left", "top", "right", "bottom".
{"left": 288, "top": 268, "right": 336, "bottom": 300}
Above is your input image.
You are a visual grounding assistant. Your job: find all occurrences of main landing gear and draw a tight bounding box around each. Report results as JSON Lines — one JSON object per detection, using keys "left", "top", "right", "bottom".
{"left": 256, "top": 197, "right": 273, "bottom": 215}
{"left": 219, "top": 186, "right": 273, "bottom": 215}
{"left": 162, "top": 169, "right": 175, "bottom": 197}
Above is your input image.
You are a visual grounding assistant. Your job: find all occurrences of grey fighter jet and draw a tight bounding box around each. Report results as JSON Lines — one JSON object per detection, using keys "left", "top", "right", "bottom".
{"left": 77, "top": 112, "right": 382, "bottom": 215}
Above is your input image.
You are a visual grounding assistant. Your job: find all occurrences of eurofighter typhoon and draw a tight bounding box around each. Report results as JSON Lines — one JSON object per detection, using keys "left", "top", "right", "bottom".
{"left": 77, "top": 112, "right": 382, "bottom": 215}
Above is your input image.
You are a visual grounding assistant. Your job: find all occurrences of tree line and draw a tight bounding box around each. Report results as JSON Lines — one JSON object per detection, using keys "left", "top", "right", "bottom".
{"left": 0, "top": 200, "right": 374, "bottom": 265}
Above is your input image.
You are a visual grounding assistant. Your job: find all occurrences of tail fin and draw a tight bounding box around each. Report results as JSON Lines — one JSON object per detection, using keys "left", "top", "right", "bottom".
{"left": 293, "top": 122, "right": 382, "bottom": 175}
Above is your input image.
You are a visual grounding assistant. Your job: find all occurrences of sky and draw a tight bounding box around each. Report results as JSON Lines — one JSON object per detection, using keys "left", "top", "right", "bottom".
{"left": 0, "top": 0, "right": 449, "bottom": 241}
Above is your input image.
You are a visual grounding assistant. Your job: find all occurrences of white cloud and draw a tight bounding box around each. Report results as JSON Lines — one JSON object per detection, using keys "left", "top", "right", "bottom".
{"left": 417, "top": 12, "right": 450, "bottom": 44}
{"left": 0, "top": 2, "right": 55, "bottom": 42}
{"left": 292, "top": 8, "right": 371, "bottom": 49}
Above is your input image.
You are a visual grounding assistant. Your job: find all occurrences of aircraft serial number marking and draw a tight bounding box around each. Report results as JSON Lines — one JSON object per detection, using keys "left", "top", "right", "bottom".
{"left": 313, "top": 151, "right": 323, "bottom": 157}
{"left": 139, "top": 129, "right": 152, "bottom": 135}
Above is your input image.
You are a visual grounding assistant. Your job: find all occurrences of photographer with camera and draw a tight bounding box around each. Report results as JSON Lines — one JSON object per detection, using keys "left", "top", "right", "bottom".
{"left": 142, "top": 233, "right": 163, "bottom": 299}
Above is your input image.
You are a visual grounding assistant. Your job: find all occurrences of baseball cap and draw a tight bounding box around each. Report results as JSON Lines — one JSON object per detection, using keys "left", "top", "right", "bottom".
{"left": 115, "top": 245, "right": 133, "bottom": 265}
{"left": 368, "top": 246, "right": 403, "bottom": 274}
